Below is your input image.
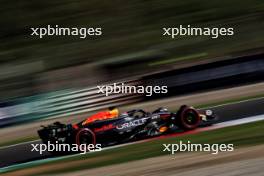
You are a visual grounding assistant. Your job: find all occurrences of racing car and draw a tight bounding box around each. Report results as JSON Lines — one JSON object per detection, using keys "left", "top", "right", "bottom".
{"left": 38, "top": 105, "right": 217, "bottom": 151}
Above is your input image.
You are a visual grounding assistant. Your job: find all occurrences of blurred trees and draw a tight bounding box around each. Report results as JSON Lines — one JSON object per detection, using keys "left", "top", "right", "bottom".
{"left": 0, "top": 0, "right": 263, "bottom": 99}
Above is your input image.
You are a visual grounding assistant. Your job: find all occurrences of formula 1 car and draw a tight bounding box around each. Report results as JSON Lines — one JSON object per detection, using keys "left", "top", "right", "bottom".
{"left": 38, "top": 105, "right": 217, "bottom": 150}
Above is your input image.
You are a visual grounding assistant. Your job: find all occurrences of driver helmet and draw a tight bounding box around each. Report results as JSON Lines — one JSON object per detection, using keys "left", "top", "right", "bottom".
{"left": 109, "top": 107, "right": 119, "bottom": 117}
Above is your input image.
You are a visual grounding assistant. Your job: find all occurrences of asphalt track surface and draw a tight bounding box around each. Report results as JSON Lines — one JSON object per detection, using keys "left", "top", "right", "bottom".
{"left": 0, "top": 98, "right": 263, "bottom": 168}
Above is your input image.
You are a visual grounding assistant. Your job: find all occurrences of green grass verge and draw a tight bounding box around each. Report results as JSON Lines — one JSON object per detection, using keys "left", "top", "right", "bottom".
{"left": 148, "top": 53, "right": 208, "bottom": 66}
{"left": 30, "top": 120, "right": 264, "bottom": 175}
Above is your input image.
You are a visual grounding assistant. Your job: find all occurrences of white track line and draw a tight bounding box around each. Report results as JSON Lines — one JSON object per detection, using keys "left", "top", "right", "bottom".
{"left": 216, "top": 114, "right": 264, "bottom": 127}
{"left": 201, "top": 96, "right": 264, "bottom": 109}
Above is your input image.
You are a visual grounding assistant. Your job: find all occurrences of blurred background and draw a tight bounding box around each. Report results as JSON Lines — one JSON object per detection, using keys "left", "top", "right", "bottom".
{"left": 0, "top": 1, "right": 264, "bottom": 176}
{"left": 0, "top": 0, "right": 263, "bottom": 126}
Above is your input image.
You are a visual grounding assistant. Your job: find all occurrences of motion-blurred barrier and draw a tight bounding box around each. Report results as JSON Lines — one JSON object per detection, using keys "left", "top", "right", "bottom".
{"left": 0, "top": 80, "right": 142, "bottom": 127}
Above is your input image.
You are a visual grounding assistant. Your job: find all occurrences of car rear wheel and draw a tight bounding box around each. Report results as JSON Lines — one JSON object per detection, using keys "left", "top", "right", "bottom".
{"left": 76, "top": 128, "right": 96, "bottom": 151}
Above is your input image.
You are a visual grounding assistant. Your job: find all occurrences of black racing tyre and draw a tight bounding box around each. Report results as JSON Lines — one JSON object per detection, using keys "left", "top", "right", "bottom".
{"left": 76, "top": 128, "right": 96, "bottom": 149}
{"left": 178, "top": 106, "right": 201, "bottom": 130}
